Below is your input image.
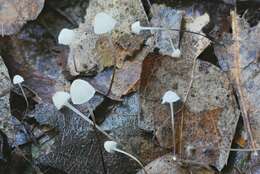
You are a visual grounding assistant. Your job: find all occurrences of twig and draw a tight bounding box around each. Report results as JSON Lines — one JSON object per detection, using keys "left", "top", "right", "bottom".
{"left": 179, "top": 109, "right": 184, "bottom": 158}
{"left": 106, "top": 35, "right": 116, "bottom": 96}
{"left": 231, "top": 9, "right": 257, "bottom": 154}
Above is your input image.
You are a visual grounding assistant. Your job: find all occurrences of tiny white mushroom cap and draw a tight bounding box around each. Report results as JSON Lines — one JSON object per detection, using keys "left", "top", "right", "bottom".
{"left": 104, "top": 141, "right": 118, "bottom": 153}
{"left": 171, "top": 49, "right": 181, "bottom": 58}
{"left": 162, "top": 90, "right": 180, "bottom": 104}
{"left": 93, "top": 12, "right": 117, "bottom": 34}
{"left": 253, "top": 151, "right": 259, "bottom": 156}
{"left": 131, "top": 21, "right": 142, "bottom": 34}
{"left": 13, "top": 75, "right": 24, "bottom": 84}
{"left": 58, "top": 28, "right": 76, "bottom": 45}
{"left": 70, "top": 79, "right": 96, "bottom": 105}
{"left": 52, "top": 91, "right": 70, "bottom": 110}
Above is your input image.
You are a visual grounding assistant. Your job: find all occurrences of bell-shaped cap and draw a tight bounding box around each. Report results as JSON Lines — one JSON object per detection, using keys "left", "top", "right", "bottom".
{"left": 131, "top": 21, "right": 142, "bottom": 34}
{"left": 162, "top": 90, "right": 180, "bottom": 104}
{"left": 58, "top": 28, "right": 76, "bottom": 45}
{"left": 52, "top": 91, "right": 70, "bottom": 110}
{"left": 93, "top": 12, "right": 117, "bottom": 34}
{"left": 13, "top": 75, "right": 24, "bottom": 84}
{"left": 171, "top": 49, "right": 181, "bottom": 58}
{"left": 70, "top": 79, "right": 96, "bottom": 105}
{"left": 104, "top": 141, "right": 118, "bottom": 153}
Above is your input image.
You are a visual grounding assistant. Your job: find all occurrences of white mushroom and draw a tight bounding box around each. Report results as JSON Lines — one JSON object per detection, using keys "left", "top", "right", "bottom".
{"left": 171, "top": 49, "right": 181, "bottom": 58}
{"left": 162, "top": 91, "right": 180, "bottom": 104}
{"left": 58, "top": 28, "right": 76, "bottom": 45}
{"left": 52, "top": 91, "right": 71, "bottom": 110}
{"left": 104, "top": 140, "right": 118, "bottom": 153}
{"left": 70, "top": 79, "right": 96, "bottom": 105}
{"left": 93, "top": 12, "right": 117, "bottom": 34}
{"left": 13, "top": 75, "right": 29, "bottom": 111}
{"left": 13, "top": 75, "right": 24, "bottom": 84}
{"left": 131, "top": 21, "right": 181, "bottom": 58}
{"left": 70, "top": 79, "right": 102, "bottom": 137}
{"left": 162, "top": 90, "right": 180, "bottom": 160}
{"left": 104, "top": 141, "right": 147, "bottom": 174}
{"left": 52, "top": 91, "right": 112, "bottom": 139}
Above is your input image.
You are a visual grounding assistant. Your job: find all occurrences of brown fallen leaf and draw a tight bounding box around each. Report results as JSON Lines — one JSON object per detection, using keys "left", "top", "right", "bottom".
{"left": 214, "top": 14, "right": 260, "bottom": 150}
{"left": 138, "top": 54, "right": 239, "bottom": 170}
{"left": 0, "top": 0, "right": 44, "bottom": 36}
{"left": 137, "top": 154, "right": 215, "bottom": 174}
{"left": 1, "top": 24, "right": 70, "bottom": 102}
{"left": 95, "top": 34, "right": 144, "bottom": 69}
{"left": 87, "top": 60, "right": 143, "bottom": 101}
{"left": 156, "top": 107, "right": 222, "bottom": 164}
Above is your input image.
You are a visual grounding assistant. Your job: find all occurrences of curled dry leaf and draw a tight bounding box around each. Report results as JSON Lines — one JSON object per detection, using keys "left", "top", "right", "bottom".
{"left": 0, "top": 0, "right": 45, "bottom": 36}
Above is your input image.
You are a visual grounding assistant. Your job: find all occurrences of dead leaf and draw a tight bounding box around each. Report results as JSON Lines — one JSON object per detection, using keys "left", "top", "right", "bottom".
{"left": 67, "top": 0, "right": 148, "bottom": 76}
{"left": 156, "top": 107, "right": 223, "bottom": 164}
{"left": 1, "top": 24, "right": 70, "bottom": 102}
{"left": 0, "top": 56, "right": 15, "bottom": 144}
{"left": 0, "top": 0, "right": 45, "bottom": 35}
{"left": 150, "top": 4, "right": 183, "bottom": 57}
{"left": 138, "top": 54, "right": 239, "bottom": 170}
{"left": 87, "top": 60, "right": 143, "bottom": 101}
{"left": 95, "top": 34, "right": 144, "bottom": 69}
{"left": 137, "top": 154, "right": 215, "bottom": 174}
{"left": 214, "top": 14, "right": 260, "bottom": 149}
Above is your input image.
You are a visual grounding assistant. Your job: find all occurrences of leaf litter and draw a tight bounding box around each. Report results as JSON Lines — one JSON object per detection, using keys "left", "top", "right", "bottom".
{"left": 0, "top": 0, "right": 259, "bottom": 174}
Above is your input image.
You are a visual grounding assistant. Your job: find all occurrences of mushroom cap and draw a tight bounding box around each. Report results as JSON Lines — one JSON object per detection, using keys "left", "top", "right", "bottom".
{"left": 104, "top": 141, "right": 118, "bottom": 153}
{"left": 70, "top": 79, "right": 96, "bottom": 105}
{"left": 171, "top": 49, "right": 181, "bottom": 58}
{"left": 58, "top": 28, "right": 76, "bottom": 45}
{"left": 52, "top": 91, "right": 70, "bottom": 110}
{"left": 131, "top": 21, "right": 142, "bottom": 34}
{"left": 162, "top": 90, "right": 180, "bottom": 104}
{"left": 13, "top": 75, "right": 24, "bottom": 84}
{"left": 93, "top": 12, "right": 117, "bottom": 34}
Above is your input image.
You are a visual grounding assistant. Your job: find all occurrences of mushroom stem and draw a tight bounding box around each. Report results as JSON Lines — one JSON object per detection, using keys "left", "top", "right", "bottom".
{"left": 114, "top": 148, "right": 147, "bottom": 174}
{"left": 170, "top": 102, "right": 176, "bottom": 160}
{"left": 64, "top": 102, "right": 113, "bottom": 140}
{"left": 140, "top": 26, "right": 213, "bottom": 42}
{"left": 18, "top": 83, "right": 29, "bottom": 112}
{"left": 86, "top": 103, "right": 107, "bottom": 174}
